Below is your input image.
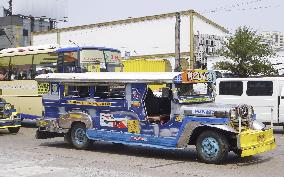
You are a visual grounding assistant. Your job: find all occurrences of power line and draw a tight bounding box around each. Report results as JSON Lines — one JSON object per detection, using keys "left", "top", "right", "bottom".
{"left": 200, "top": 0, "right": 280, "bottom": 14}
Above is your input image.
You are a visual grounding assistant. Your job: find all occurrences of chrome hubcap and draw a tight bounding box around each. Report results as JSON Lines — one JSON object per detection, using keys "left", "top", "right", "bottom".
{"left": 201, "top": 137, "right": 220, "bottom": 158}
{"left": 74, "top": 128, "right": 86, "bottom": 145}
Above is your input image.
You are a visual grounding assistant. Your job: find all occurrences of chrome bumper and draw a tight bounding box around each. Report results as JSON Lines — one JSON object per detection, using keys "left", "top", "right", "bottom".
{"left": 36, "top": 118, "right": 69, "bottom": 133}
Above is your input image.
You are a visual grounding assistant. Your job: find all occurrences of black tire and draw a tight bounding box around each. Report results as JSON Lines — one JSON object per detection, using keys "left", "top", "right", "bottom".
{"left": 196, "top": 130, "right": 229, "bottom": 164}
{"left": 70, "top": 123, "right": 91, "bottom": 149}
{"left": 8, "top": 127, "right": 20, "bottom": 134}
{"left": 64, "top": 132, "right": 72, "bottom": 144}
{"left": 233, "top": 149, "right": 242, "bottom": 157}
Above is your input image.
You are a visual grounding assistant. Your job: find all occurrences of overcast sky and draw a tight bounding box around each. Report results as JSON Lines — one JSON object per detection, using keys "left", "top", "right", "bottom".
{"left": 0, "top": 0, "right": 283, "bottom": 33}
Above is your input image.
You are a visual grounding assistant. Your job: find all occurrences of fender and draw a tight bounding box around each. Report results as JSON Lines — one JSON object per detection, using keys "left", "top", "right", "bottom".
{"left": 59, "top": 112, "right": 93, "bottom": 129}
{"left": 176, "top": 122, "right": 237, "bottom": 148}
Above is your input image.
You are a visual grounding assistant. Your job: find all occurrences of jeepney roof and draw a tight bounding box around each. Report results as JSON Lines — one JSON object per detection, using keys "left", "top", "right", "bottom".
{"left": 56, "top": 46, "right": 121, "bottom": 53}
{"left": 217, "top": 77, "right": 284, "bottom": 82}
{"left": 35, "top": 72, "right": 181, "bottom": 83}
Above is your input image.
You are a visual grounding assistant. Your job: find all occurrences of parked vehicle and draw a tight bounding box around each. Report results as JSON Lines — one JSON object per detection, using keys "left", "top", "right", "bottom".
{"left": 35, "top": 70, "right": 275, "bottom": 164}
{"left": 214, "top": 70, "right": 235, "bottom": 78}
{"left": 216, "top": 77, "right": 284, "bottom": 130}
{"left": 0, "top": 98, "right": 21, "bottom": 133}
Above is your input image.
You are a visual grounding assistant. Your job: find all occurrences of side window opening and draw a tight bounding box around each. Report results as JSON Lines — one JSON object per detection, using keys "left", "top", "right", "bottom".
{"left": 219, "top": 81, "right": 243, "bottom": 96}
{"left": 64, "top": 85, "right": 91, "bottom": 98}
{"left": 144, "top": 85, "right": 172, "bottom": 125}
{"left": 246, "top": 81, "right": 273, "bottom": 96}
{"left": 94, "top": 84, "right": 126, "bottom": 99}
{"left": 94, "top": 85, "right": 109, "bottom": 99}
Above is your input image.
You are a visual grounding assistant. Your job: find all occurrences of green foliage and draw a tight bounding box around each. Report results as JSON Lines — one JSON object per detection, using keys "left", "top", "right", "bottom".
{"left": 213, "top": 26, "right": 278, "bottom": 77}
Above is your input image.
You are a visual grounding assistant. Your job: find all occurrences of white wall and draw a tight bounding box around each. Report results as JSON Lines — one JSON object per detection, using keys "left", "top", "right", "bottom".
{"left": 32, "top": 14, "right": 227, "bottom": 57}
{"left": 32, "top": 33, "right": 58, "bottom": 46}
{"left": 59, "top": 16, "right": 190, "bottom": 56}
{"left": 193, "top": 16, "right": 227, "bottom": 36}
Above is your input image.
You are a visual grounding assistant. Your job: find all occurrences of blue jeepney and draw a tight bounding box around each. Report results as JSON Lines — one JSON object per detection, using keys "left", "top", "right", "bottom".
{"left": 0, "top": 98, "right": 21, "bottom": 133}
{"left": 35, "top": 70, "right": 276, "bottom": 164}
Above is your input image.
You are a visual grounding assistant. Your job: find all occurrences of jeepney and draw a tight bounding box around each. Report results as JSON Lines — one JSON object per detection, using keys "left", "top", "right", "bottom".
{"left": 35, "top": 70, "right": 276, "bottom": 164}
{"left": 0, "top": 98, "right": 21, "bottom": 133}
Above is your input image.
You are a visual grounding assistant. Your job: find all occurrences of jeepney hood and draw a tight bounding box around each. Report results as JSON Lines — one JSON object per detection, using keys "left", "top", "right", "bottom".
{"left": 178, "top": 102, "right": 265, "bottom": 132}
{"left": 179, "top": 102, "right": 237, "bottom": 117}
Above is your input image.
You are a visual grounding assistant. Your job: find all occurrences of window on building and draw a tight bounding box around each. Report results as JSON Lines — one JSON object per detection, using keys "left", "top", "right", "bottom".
{"left": 219, "top": 81, "right": 243, "bottom": 96}
{"left": 23, "top": 29, "right": 29, "bottom": 36}
{"left": 206, "top": 40, "right": 209, "bottom": 45}
{"left": 246, "top": 81, "right": 273, "bottom": 96}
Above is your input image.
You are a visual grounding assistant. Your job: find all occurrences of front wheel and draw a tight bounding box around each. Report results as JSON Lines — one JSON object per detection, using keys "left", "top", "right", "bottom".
{"left": 70, "top": 123, "right": 91, "bottom": 149}
{"left": 196, "top": 130, "right": 229, "bottom": 164}
{"left": 8, "top": 127, "right": 20, "bottom": 134}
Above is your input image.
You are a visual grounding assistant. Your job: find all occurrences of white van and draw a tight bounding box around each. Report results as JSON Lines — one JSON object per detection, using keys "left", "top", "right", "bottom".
{"left": 215, "top": 77, "right": 284, "bottom": 129}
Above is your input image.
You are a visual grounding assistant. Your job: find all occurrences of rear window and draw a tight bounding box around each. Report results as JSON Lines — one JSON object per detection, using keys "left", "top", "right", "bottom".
{"left": 246, "top": 81, "right": 273, "bottom": 96}
{"left": 219, "top": 81, "right": 243, "bottom": 96}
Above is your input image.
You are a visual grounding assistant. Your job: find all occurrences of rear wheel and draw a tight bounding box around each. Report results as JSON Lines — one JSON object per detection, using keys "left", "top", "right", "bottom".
{"left": 8, "top": 127, "right": 20, "bottom": 134}
{"left": 70, "top": 123, "right": 91, "bottom": 149}
{"left": 196, "top": 130, "right": 229, "bottom": 164}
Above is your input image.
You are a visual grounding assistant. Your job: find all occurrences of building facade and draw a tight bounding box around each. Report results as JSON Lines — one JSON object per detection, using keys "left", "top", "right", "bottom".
{"left": 0, "top": 7, "right": 52, "bottom": 50}
{"left": 32, "top": 10, "right": 228, "bottom": 70}
{"left": 261, "top": 31, "right": 284, "bottom": 51}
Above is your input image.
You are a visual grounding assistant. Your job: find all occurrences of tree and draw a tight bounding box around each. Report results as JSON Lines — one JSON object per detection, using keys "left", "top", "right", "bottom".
{"left": 213, "top": 26, "right": 278, "bottom": 77}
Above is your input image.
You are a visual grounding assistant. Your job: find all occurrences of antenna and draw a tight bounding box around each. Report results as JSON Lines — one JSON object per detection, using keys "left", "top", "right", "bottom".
{"left": 69, "top": 40, "right": 80, "bottom": 47}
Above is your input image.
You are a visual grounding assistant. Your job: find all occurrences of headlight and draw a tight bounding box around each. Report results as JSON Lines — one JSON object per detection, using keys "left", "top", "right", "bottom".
{"left": 230, "top": 108, "right": 237, "bottom": 119}
{"left": 247, "top": 106, "right": 254, "bottom": 118}
{"left": 237, "top": 105, "right": 248, "bottom": 118}
{"left": 236, "top": 104, "right": 254, "bottom": 120}
{"left": 4, "top": 103, "right": 12, "bottom": 110}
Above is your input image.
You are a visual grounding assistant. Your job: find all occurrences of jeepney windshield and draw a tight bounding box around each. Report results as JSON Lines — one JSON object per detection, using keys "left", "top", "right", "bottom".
{"left": 174, "top": 83, "right": 214, "bottom": 103}
{"left": 176, "top": 83, "right": 209, "bottom": 96}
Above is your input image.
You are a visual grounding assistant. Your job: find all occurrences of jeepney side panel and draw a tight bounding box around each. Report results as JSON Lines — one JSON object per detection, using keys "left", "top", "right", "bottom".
{"left": 58, "top": 83, "right": 132, "bottom": 132}
{"left": 175, "top": 116, "right": 232, "bottom": 148}
{"left": 41, "top": 82, "right": 62, "bottom": 120}
{"left": 86, "top": 83, "right": 182, "bottom": 148}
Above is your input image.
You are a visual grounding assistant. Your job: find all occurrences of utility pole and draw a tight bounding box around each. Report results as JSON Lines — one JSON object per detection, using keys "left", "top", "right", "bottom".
{"left": 174, "top": 12, "right": 181, "bottom": 72}
{"left": 8, "top": 0, "right": 13, "bottom": 47}
{"left": 8, "top": 0, "right": 12, "bottom": 14}
{"left": 189, "top": 11, "right": 195, "bottom": 69}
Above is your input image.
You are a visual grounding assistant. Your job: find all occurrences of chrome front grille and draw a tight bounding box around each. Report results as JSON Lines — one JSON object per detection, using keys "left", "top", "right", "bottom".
{"left": 230, "top": 104, "right": 254, "bottom": 131}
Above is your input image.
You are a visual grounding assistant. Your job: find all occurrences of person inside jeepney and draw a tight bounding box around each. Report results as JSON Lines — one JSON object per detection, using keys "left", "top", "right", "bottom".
{"left": 22, "top": 70, "right": 28, "bottom": 80}
{"left": 144, "top": 87, "right": 171, "bottom": 124}
{"left": 10, "top": 68, "right": 17, "bottom": 80}
{"left": 0, "top": 70, "right": 6, "bottom": 81}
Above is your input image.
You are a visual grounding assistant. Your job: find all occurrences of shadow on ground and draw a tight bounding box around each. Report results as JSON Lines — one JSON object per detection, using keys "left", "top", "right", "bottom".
{"left": 39, "top": 140, "right": 272, "bottom": 166}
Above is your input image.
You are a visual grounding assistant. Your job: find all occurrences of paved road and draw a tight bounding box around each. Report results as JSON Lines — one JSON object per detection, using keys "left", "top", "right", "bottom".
{"left": 0, "top": 127, "right": 284, "bottom": 177}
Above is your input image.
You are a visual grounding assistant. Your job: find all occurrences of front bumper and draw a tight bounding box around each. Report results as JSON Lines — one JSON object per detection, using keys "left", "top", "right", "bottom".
{"left": 0, "top": 118, "right": 21, "bottom": 129}
{"left": 36, "top": 118, "right": 68, "bottom": 134}
{"left": 238, "top": 128, "right": 276, "bottom": 157}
